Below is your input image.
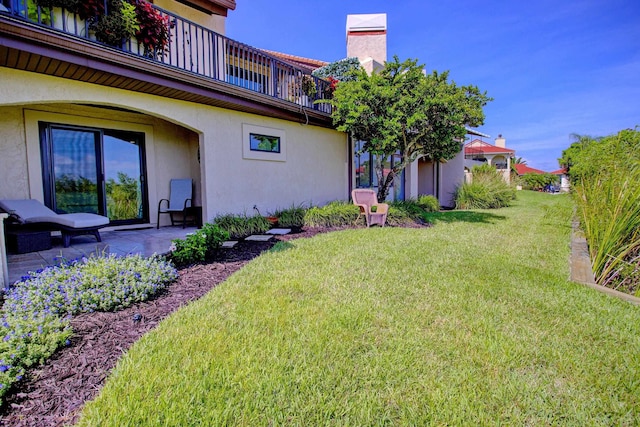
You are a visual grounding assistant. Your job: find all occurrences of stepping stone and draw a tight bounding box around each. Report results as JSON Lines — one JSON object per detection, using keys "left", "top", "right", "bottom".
{"left": 221, "top": 241, "right": 238, "bottom": 248}
{"left": 245, "top": 235, "right": 273, "bottom": 241}
{"left": 266, "top": 228, "right": 292, "bottom": 235}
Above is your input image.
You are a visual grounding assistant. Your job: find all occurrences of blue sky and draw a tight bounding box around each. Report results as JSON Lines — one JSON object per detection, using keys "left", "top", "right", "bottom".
{"left": 226, "top": 0, "right": 640, "bottom": 172}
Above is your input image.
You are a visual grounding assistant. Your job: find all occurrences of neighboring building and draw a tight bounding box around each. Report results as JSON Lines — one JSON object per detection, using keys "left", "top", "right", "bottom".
{"left": 464, "top": 135, "right": 515, "bottom": 183}
{"left": 550, "top": 168, "right": 570, "bottom": 192}
{"left": 513, "top": 164, "right": 546, "bottom": 175}
{"left": 0, "top": 1, "right": 348, "bottom": 232}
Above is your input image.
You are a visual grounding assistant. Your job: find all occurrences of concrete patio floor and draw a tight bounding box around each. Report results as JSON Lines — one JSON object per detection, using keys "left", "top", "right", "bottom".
{"left": 6, "top": 226, "right": 197, "bottom": 285}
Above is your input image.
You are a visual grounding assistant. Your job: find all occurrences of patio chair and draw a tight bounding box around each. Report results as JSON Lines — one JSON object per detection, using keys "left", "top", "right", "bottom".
{"left": 157, "top": 179, "right": 193, "bottom": 229}
{"left": 0, "top": 199, "right": 110, "bottom": 248}
{"left": 351, "top": 189, "right": 389, "bottom": 227}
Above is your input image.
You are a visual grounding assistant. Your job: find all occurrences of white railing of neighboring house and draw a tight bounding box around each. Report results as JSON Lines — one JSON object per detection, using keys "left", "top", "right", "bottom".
{"left": 0, "top": 1, "right": 332, "bottom": 113}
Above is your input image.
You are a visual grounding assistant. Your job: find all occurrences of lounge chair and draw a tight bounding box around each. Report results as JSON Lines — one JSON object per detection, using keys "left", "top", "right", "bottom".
{"left": 351, "top": 189, "right": 389, "bottom": 227}
{"left": 157, "top": 179, "right": 193, "bottom": 229}
{"left": 0, "top": 199, "right": 110, "bottom": 248}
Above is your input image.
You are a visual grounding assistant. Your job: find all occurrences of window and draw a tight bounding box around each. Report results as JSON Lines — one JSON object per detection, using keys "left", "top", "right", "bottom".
{"left": 354, "top": 140, "right": 405, "bottom": 201}
{"left": 250, "top": 133, "right": 280, "bottom": 153}
{"left": 242, "top": 124, "right": 286, "bottom": 162}
{"left": 39, "top": 123, "right": 148, "bottom": 224}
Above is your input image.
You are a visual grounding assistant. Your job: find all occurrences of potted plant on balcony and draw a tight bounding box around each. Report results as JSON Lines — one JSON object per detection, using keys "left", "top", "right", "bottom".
{"left": 92, "top": 0, "right": 138, "bottom": 48}
{"left": 134, "top": 0, "right": 171, "bottom": 58}
{"left": 301, "top": 74, "right": 317, "bottom": 98}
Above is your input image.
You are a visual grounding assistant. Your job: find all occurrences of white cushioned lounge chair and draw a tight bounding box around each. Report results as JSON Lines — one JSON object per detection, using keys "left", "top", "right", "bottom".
{"left": 0, "top": 199, "right": 110, "bottom": 248}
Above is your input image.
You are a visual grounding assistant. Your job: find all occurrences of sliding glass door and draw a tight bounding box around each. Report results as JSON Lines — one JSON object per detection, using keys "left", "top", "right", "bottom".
{"left": 40, "top": 123, "right": 148, "bottom": 224}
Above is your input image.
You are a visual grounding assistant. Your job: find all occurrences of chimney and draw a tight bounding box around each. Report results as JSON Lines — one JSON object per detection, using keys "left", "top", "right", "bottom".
{"left": 495, "top": 134, "right": 506, "bottom": 148}
{"left": 346, "top": 13, "right": 387, "bottom": 73}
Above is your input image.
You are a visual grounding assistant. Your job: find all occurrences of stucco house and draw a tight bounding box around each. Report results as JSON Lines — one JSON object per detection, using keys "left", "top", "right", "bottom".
{"left": 550, "top": 168, "right": 570, "bottom": 192}
{"left": 0, "top": 5, "right": 488, "bottom": 286}
{"left": 464, "top": 135, "right": 515, "bottom": 183}
{"left": 0, "top": 0, "right": 348, "bottom": 228}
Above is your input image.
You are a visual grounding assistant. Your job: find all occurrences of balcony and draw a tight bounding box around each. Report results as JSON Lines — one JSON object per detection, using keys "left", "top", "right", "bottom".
{"left": 0, "top": 0, "right": 332, "bottom": 122}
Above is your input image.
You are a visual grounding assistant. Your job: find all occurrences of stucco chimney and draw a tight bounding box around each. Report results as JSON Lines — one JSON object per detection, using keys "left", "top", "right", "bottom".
{"left": 346, "top": 13, "right": 387, "bottom": 73}
{"left": 495, "top": 134, "right": 506, "bottom": 148}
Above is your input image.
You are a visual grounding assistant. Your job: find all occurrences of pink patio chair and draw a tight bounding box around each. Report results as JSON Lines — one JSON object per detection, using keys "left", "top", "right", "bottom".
{"left": 351, "top": 189, "right": 389, "bottom": 227}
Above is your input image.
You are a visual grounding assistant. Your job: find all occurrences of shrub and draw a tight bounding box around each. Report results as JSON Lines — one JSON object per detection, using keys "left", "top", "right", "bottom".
{"left": 519, "top": 172, "right": 558, "bottom": 191}
{"left": 386, "top": 206, "right": 416, "bottom": 226}
{"left": 168, "top": 223, "right": 229, "bottom": 267}
{"left": 456, "top": 164, "right": 516, "bottom": 209}
{"left": 304, "top": 201, "right": 360, "bottom": 227}
{"left": 312, "top": 57, "right": 362, "bottom": 82}
{"left": 417, "top": 195, "right": 440, "bottom": 212}
{"left": 273, "top": 205, "right": 307, "bottom": 229}
{"left": 213, "top": 214, "right": 270, "bottom": 239}
{"left": 0, "top": 254, "right": 177, "bottom": 404}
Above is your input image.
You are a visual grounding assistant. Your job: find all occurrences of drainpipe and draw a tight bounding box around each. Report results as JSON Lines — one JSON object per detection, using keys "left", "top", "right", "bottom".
{"left": 0, "top": 213, "right": 8, "bottom": 289}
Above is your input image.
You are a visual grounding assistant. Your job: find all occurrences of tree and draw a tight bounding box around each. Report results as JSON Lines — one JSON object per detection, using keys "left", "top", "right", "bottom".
{"left": 558, "top": 133, "right": 602, "bottom": 181}
{"left": 329, "top": 56, "right": 492, "bottom": 201}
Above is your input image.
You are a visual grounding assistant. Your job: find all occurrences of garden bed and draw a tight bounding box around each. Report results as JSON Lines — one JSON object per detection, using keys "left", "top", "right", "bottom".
{"left": 0, "top": 226, "right": 358, "bottom": 426}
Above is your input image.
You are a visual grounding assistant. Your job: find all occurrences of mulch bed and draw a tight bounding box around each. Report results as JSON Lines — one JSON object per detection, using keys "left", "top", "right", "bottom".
{"left": 0, "top": 227, "right": 343, "bottom": 427}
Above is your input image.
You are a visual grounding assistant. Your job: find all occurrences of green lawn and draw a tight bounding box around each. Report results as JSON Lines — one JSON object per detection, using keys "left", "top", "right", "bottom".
{"left": 78, "top": 191, "right": 640, "bottom": 426}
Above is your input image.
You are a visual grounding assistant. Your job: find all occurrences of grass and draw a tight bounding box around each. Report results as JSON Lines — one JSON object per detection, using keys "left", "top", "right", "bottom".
{"left": 78, "top": 191, "right": 640, "bottom": 426}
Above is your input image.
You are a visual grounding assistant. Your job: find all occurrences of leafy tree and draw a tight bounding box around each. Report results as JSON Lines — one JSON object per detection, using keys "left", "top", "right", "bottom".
{"left": 558, "top": 133, "right": 602, "bottom": 181}
{"left": 312, "top": 57, "right": 362, "bottom": 82}
{"left": 329, "top": 56, "right": 492, "bottom": 201}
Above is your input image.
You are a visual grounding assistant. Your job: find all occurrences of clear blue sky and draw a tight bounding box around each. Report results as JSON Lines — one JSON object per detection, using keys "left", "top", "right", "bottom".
{"left": 226, "top": 0, "right": 640, "bottom": 172}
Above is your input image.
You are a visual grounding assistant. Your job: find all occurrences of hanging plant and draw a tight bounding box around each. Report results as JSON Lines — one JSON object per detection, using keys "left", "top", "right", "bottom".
{"left": 301, "top": 74, "right": 317, "bottom": 98}
{"left": 76, "top": 0, "right": 104, "bottom": 21}
{"left": 92, "top": 0, "right": 139, "bottom": 47}
{"left": 92, "top": 1, "right": 126, "bottom": 46}
{"left": 134, "top": 0, "right": 171, "bottom": 58}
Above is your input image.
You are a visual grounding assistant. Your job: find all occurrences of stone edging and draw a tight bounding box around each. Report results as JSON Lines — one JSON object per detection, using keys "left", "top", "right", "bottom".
{"left": 570, "top": 221, "right": 640, "bottom": 306}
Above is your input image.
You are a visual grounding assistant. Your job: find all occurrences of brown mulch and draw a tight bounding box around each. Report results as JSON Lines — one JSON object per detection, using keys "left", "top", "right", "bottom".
{"left": 0, "top": 227, "right": 343, "bottom": 427}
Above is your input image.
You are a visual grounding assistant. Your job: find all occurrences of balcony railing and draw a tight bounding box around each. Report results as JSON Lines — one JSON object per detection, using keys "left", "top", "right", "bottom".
{"left": 0, "top": 1, "right": 332, "bottom": 113}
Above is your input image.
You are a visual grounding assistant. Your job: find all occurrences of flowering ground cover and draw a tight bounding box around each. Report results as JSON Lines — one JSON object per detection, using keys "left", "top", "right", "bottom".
{"left": 0, "top": 230, "right": 331, "bottom": 426}
{"left": 0, "top": 253, "right": 177, "bottom": 414}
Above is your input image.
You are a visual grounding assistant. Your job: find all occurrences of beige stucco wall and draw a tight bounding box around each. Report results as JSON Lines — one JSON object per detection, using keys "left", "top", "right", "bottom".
{"left": 153, "top": 0, "right": 226, "bottom": 34}
{"left": 417, "top": 159, "right": 436, "bottom": 198}
{"left": 439, "top": 151, "right": 465, "bottom": 208}
{"left": 0, "top": 107, "right": 30, "bottom": 200}
{"left": 415, "top": 151, "right": 464, "bottom": 209}
{"left": 0, "top": 67, "right": 348, "bottom": 226}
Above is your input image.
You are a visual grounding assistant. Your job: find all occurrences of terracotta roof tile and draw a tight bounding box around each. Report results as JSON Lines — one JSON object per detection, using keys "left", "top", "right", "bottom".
{"left": 262, "top": 50, "right": 328, "bottom": 72}
{"left": 464, "top": 139, "right": 515, "bottom": 155}
{"left": 514, "top": 164, "right": 546, "bottom": 175}
{"left": 550, "top": 168, "right": 567, "bottom": 175}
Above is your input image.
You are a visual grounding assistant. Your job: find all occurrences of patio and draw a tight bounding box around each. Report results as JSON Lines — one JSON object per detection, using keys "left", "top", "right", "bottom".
{"left": 5, "top": 226, "right": 197, "bottom": 285}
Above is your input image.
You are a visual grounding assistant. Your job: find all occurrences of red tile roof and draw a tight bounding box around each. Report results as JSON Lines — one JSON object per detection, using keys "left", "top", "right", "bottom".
{"left": 464, "top": 139, "right": 515, "bottom": 155}
{"left": 514, "top": 164, "right": 546, "bottom": 175}
{"left": 550, "top": 168, "right": 567, "bottom": 175}
{"left": 262, "top": 50, "right": 329, "bottom": 72}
